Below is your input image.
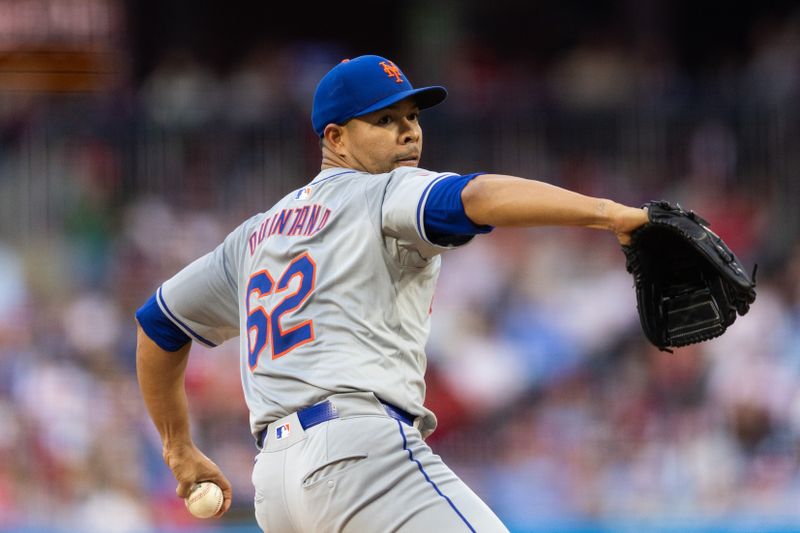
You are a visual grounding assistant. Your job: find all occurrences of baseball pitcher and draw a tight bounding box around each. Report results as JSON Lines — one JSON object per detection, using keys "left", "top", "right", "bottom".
{"left": 136, "top": 55, "right": 649, "bottom": 532}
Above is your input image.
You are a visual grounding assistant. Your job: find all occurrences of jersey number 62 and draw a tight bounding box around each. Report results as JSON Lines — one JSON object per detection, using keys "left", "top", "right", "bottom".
{"left": 245, "top": 253, "right": 316, "bottom": 369}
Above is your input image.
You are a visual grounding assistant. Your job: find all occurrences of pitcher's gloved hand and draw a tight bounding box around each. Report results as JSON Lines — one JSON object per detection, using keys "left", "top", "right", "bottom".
{"left": 622, "top": 201, "right": 757, "bottom": 351}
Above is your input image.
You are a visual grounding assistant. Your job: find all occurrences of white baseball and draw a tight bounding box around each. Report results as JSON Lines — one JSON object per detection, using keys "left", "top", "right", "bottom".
{"left": 185, "top": 481, "right": 224, "bottom": 519}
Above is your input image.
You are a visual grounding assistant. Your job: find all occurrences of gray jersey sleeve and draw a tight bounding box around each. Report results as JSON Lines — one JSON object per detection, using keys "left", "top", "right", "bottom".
{"left": 157, "top": 222, "right": 247, "bottom": 347}
{"left": 381, "top": 168, "right": 461, "bottom": 259}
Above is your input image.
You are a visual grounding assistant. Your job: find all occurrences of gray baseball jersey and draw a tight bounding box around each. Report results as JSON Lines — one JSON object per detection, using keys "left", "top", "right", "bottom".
{"left": 156, "top": 166, "right": 474, "bottom": 441}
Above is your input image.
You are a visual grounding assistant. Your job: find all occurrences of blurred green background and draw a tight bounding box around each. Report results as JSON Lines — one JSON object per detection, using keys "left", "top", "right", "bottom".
{"left": 1, "top": 0, "right": 799, "bottom": 531}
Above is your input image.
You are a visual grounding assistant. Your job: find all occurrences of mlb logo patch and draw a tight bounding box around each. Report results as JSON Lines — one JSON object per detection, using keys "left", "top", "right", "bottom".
{"left": 276, "top": 423, "right": 291, "bottom": 440}
{"left": 295, "top": 186, "right": 313, "bottom": 200}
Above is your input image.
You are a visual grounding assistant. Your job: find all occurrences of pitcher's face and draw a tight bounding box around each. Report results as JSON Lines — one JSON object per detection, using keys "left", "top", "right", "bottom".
{"left": 338, "top": 98, "right": 423, "bottom": 174}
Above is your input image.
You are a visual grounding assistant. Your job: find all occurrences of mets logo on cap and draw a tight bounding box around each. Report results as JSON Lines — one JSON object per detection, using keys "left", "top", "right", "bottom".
{"left": 379, "top": 60, "right": 404, "bottom": 83}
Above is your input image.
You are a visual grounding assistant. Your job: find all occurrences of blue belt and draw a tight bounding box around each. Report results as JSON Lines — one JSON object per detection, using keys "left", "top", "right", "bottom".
{"left": 258, "top": 399, "right": 415, "bottom": 447}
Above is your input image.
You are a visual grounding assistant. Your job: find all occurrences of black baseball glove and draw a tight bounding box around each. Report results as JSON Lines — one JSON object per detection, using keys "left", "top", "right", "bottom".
{"left": 622, "top": 201, "right": 757, "bottom": 351}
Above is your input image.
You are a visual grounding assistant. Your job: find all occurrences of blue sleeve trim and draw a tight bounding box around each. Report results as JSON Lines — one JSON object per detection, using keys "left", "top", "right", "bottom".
{"left": 415, "top": 175, "right": 446, "bottom": 244}
{"left": 135, "top": 292, "right": 191, "bottom": 352}
{"left": 157, "top": 287, "right": 217, "bottom": 348}
{"left": 422, "top": 173, "right": 494, "bottom": 246}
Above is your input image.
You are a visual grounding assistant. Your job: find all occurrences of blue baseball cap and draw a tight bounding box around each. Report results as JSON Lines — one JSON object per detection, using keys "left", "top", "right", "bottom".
{"left": 311, "top": 55, "right": 447, "bottom": 137}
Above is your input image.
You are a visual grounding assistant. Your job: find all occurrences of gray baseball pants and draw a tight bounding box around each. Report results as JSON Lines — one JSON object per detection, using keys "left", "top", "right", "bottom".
{"left": 252, "top": 392, "right": 509, "bottom": 532}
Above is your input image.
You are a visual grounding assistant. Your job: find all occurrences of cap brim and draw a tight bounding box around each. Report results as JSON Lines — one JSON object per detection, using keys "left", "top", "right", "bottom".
{"left": 353, "top": 86, "right": 448, "bottom": 119}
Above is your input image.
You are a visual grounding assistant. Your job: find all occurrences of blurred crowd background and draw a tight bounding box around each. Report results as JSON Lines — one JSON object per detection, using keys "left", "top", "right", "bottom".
{"left": 1, "top": 0, "right": 800, "bottom": 531}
